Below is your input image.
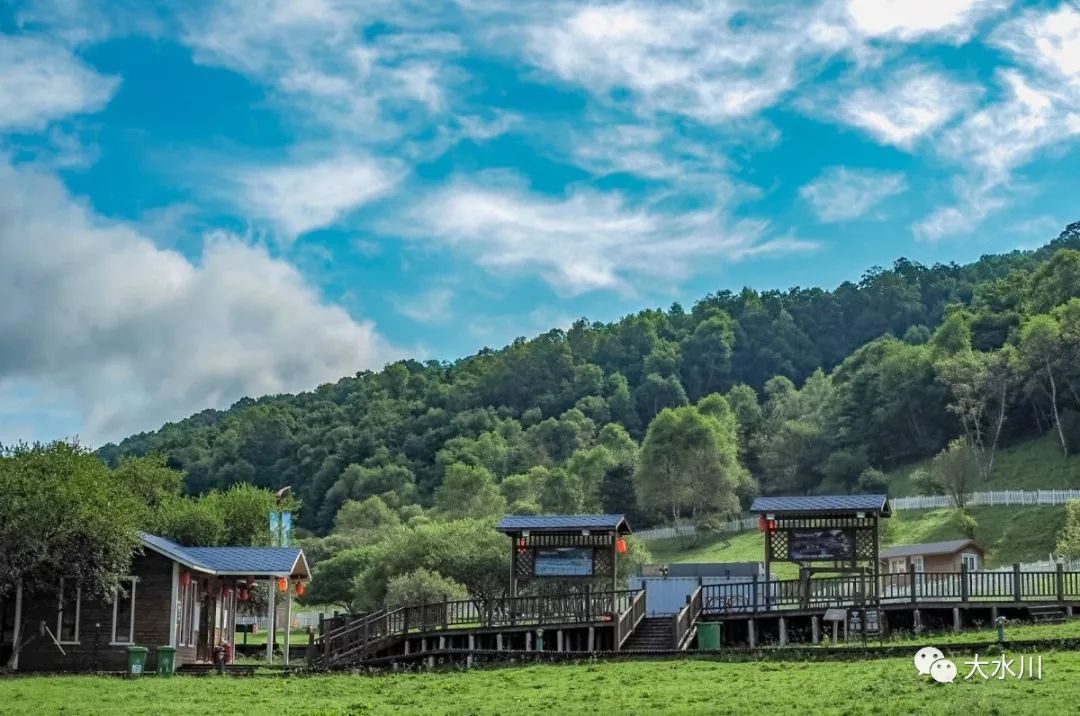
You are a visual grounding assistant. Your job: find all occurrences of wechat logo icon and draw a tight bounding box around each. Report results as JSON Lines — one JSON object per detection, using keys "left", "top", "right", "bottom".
{"left": 914, "top": 647, "right": 956, "bottom": 684}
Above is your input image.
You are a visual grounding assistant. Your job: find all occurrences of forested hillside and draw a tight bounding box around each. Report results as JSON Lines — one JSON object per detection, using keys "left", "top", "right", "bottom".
{"left": 101, "top": 223, "right": 1080, "bottom": 536}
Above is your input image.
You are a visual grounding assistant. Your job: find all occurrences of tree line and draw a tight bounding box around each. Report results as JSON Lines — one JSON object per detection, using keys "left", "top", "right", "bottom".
{"left": 99, "top": 223, "right": 1080, "bottom": 537}
{"left": 15, "top": 222, "right": 1080, "bottom": 617}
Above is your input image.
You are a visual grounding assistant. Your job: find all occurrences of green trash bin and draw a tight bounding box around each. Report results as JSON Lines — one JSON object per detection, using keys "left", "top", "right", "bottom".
{"left": 156, "top": 646, "right": 176, "bottom": 676}
{"left": 126, "top": 646, "right": 149, "bottom": 677}
{"left": 697, "top": 622, "right": 722, "bottom": 650}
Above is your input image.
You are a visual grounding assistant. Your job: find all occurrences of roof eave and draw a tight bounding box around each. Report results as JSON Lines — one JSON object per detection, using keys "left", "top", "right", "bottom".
{"left": 138, "top": 535, "right": 214, "bottom": 575}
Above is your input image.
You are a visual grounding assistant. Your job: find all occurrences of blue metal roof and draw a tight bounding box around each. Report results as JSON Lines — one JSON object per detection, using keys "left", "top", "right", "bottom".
{"left": 496, "top": 514, "right": 631, "bottom": 533}
{"left": 750, "top": 495, "right": 890, "bottom": 515}
{"left": 186, "top": 546, "right": 305, "bottom": 575}
{"left": 138, "top": 533, "right": 309, "bottom": 577}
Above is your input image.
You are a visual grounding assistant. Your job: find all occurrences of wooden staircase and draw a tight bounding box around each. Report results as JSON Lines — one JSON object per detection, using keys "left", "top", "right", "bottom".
{"left": 622, "top": 586, "right": 704, "bottom": 652}
{"left": 1028, "top": 605, "right": 1067, "bottom": 624}
{"left": 622, "top": 617, "right": 678, "bottom": 651}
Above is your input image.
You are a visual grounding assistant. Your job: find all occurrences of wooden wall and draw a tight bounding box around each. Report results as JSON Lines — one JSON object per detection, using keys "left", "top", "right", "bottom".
{"left": 16, "top": 551, "right": 181, "bottom": 672}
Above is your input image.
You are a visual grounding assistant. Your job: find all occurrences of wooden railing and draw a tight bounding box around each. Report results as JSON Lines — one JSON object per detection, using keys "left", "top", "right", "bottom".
{"left": 317, "top": 588, "right": 642, "bottom": 666}
{"left": 701, "top": 564, "right": 1080, "bottom": 616}
{"left": 617, "top": 589, "right": 647, "bottom": 649}
{"left": 673, "top": 585, "right": 703, "bottom": 650}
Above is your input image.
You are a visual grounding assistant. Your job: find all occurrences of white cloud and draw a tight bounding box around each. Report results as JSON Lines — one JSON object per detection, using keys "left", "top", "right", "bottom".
{"left": 570, "top": 123, "right": 737, "bottom": 185}
{"left": 913, "top": 181, "right": 1007, "bottom": 241}
{"left": 844, "top": 0, "right": 1007, "bottom": 42}
{"left": 800, "top": 167, "right": 907, "bottom": 222}
{"left": 393, "top": 176, "right": 817, "bottom": 295}
{"left": 829, "top": 66, "right": 979, "bottom": 149}
{"left": 917, "top": 5, "right": 1080, "bottom": 240}
{"left": 0, "top": 35, "right": 119, "bottom": 131}
{"left": 232, "top": 155, "right": 403, "bottom": 238}
{"left": 0, "top": 159, "right": 398, "bottom": 444}
{"left": 396, "top": 288, "right": 455, "bottom": 324}
{"left": 940, "top": 70, "right": 1071, "bottom": 180}
{"left": 525, "top": 2, "right": 846, "bottom": 123}
{"left": 992, "top": 4, "right": 1080, "bottom": 81}
{"left": 179, "top": 0, "right": 460, "bottom": 139}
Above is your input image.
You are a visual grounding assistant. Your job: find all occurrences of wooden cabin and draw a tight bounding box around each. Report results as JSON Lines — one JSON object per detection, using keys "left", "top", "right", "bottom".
{"left": 880, "top": 539, "right": 985, "bottom": 574}
{"left": 1, "top": 533, "right": 309, "bottom": 672}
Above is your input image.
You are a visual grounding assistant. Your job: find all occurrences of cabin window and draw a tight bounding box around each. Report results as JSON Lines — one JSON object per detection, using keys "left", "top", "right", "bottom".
{"left": 911, "top": 556, "right": 925, "bottom": 573}
{"left": 112, "top": 577, "right": 137, "bottom": 644}
{"left": 961, "top": 552, "right": 978, "bottom": 571}
{"left": 888, "top": 558, "right": 906, "bottom": 573}
{"left": 177, "top": 581, "right": 198, "bottom": 647}
{"left": 57, "top": 578, "right": 81, "bottom": 644}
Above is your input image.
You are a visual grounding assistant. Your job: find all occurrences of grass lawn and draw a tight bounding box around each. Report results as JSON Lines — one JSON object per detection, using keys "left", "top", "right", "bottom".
{"left": 834, "top": 617, "right": 1080, "bottom": 647}
{"left": 3, "top": 651, "right": 1078, "bottom": 715}
{"left": 238, "top": 628, "right": 311, "bottom": 646}
{"left": 887, "top": 435, "right": 1080, "bottom": 496}
{"left": 643, "top": 504, "right": 1065, "bottom": 570}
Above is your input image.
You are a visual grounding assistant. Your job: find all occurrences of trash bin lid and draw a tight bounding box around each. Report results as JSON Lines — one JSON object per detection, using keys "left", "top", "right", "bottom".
{"left": 157, "top": 646, "right": 176, "bottom": 652}
{"left": 127, "top": 646, "right": 149, "bottom": 652}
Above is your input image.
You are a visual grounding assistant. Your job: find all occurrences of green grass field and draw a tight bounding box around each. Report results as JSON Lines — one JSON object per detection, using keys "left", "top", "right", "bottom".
{"left": 645, "top": 504, "right": 1066, "bottom": 570}
{"left": 887, "top": 435, "right": 1080, "bottom": 496}
{"left": 238, "top": 628, "right": 311, "bottom": 646}
{"left": 3, "top": 649, "right": 1078, "bottom": 715}
{"left": 834, "top": 617, "right": 1080, "bottom": 647}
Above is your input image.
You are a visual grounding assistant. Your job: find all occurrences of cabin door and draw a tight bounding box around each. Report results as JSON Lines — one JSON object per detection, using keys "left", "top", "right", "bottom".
{"left": 196, "top": 594, "right": 217, "bottom": 662}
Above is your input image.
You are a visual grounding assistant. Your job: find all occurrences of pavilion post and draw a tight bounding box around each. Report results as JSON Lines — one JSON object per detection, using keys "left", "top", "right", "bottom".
{"left": 283, "top": 580, "right": 292, "bottom": 665}
{"left": 509, "top": 538, "right": 517, "bottom": 598}
{"left": 611, "top": 532, "right": 618, "bottom": 596}
{"left": 265, "top": 579, "right": 276, "bottom": 664}
{"left": 763, "top": 529, "right": 771, "bottom": 610}
{"left": 872, "top": 514, "right": 880, "bottom": 610}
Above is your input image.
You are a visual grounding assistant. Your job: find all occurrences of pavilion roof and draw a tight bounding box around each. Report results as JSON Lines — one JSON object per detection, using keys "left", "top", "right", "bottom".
{"left": 750, "top": 494, "right": 890, "bottom": 517}
{"left": 496, "top": 514, "right": 631, "bottom": 534}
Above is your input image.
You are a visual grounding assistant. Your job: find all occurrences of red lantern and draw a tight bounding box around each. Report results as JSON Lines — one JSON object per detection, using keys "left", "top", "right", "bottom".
{"left": 295, "top": 581, "right": 305, "bottom": 597}
{"left": 277, "top": 577, "right": 288, "bottom": 593}
{"left": 757, "top": 516, "right": 767, "bottom": 532}
{"left": 768, "top": 519, "right": 777, "bottom": 533}
{"left": 615, "top": 538, "right": 627, "bottom": 554}
{"left": 517, "top": 537, "right": 527, "bottom": 553}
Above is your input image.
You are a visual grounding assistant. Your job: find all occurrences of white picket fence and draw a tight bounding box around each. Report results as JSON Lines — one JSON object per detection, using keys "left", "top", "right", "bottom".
{"left": 237, "top": 611, "right": 324, "bottom": 630}
{"left": 994, "top": 556, "right": 1080, "bottom": 573}
{"left": 890, "top": 489, "right": 1080, "bottom": 511}
{"left": 635, "top": 489, "right": 1080, "bottom": 542}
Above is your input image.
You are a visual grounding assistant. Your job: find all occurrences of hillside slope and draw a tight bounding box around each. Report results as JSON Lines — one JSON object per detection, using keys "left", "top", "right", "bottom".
{"left": 647, "top": 505, "right": 1066, "bottom": 573}
{"left": 887, "top": 434, "right": 1080, "bottom": 496}
{"left": 651, "top": 438, "right": 1079, "bottom": 569}
{"left": 98, "top": 223, "right": 1080, "bottom": 533}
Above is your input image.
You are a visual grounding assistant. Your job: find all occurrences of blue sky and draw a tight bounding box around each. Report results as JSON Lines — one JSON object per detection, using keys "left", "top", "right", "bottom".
{"left": 1, "top": 0, "right": 1078, "bottom": 446}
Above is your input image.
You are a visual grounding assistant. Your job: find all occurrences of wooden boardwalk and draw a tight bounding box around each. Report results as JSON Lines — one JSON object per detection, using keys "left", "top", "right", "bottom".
{"left": 312, "top": 566, "right": 1080, "bottom": 669}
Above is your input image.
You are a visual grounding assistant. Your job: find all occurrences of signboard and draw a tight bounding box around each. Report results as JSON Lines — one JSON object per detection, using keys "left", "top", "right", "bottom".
{"left": 787, "top": 528, "right": 854, "bottom": 561}
{"left": 281, "top": 511, "right": 293, "bottom": 546}
{"left": 822, "top": 608, "right": 847, "bottom": 623}
{"left": 270, "top": 511, "right": 294, "bottom": 547}
{"left": 534, "top": 547, "right": 594, "bottom": 577}
{"left": 847, "top": 607, "right": 880, "bottom": 635}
